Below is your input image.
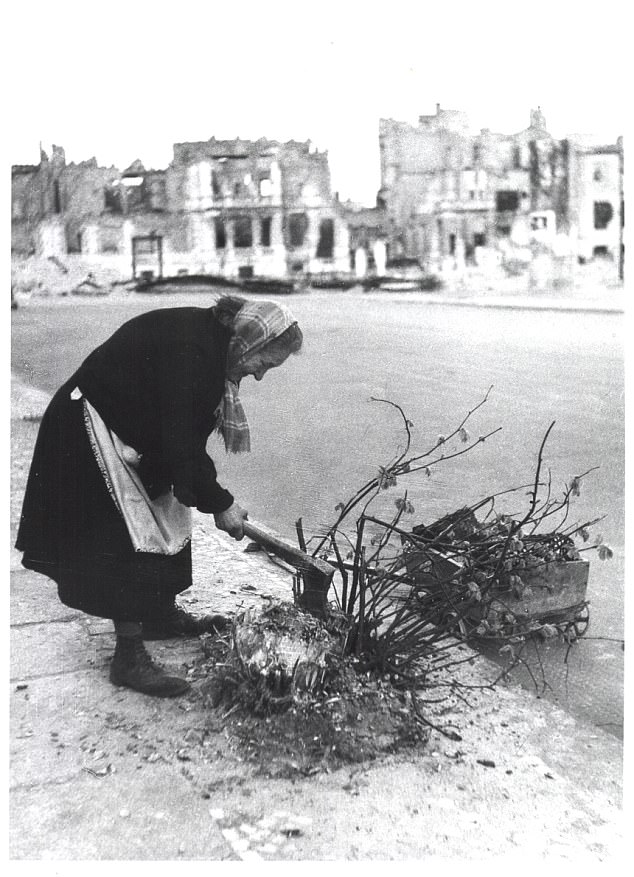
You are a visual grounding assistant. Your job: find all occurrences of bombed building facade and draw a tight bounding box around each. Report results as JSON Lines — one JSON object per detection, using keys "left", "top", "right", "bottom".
{"left": 11, "top": 138, "right": 350, "bottom": 279}
{"left": 11, "top": 110, "right": 624, "bottom": 284}
{"left": 377, "top": 105, "right": 624, "bottom": 279}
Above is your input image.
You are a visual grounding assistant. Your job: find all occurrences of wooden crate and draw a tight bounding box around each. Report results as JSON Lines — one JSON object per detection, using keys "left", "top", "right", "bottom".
{"left": 403, "top": 549, "right": 463, "bottom": 587}
{"left": 404, "top": 546, "right": 589, "bottom": 625}
{"left": 482, "top": 559, "right": 590, "bottom": 624}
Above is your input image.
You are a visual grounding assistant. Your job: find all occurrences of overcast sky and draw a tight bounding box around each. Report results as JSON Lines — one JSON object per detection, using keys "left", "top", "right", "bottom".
{"left": 5, "top": 0, "right": 627, "bottom": 205}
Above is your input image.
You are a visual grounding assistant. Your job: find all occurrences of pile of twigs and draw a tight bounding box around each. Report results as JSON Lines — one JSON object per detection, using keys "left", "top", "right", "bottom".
{"left": 297, "top": 388, "right": 612, "bottom": 692}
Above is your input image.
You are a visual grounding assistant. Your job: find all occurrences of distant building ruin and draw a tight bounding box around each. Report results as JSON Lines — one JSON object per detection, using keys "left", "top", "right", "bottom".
{"left": 11, "top": 138, "right": 350, "bottom": 280}
{"left": 377, "top": 105, "right": 624, "bottom": 279}
{"left": 11, "top": 112, "right": 624, "bottom": 284}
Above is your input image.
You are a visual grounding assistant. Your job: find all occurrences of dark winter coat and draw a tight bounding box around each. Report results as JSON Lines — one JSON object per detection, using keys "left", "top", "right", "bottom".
{"left": 72, "top": 305, "right": 235, "bottom": 514}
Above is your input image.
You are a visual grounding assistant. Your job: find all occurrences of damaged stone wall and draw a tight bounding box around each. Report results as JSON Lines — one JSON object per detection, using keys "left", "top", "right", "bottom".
{"left": 59, "top": 162, "right": 122, "bottom": 254}
{"left": 529, "top": 138, "right": 570, "bottom": 231}
{"left": 377, "top": 106, "right": 610, "bottom": 272}
{"left": 167, "top": 137, "right": 349, "bottom": 276}
{"left": 11, "top": 167, "right": 42, "bottom": 254}
{"left": 12, "top": 134, "right": 351, "bottom": 277}
{"left": 571, "top": 143, "right": 623, "bottom": 265}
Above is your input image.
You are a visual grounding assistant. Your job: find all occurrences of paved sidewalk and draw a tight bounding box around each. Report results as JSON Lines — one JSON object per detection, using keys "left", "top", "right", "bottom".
{"left": 9, "top": 377, "right": 625, "bottom": 861}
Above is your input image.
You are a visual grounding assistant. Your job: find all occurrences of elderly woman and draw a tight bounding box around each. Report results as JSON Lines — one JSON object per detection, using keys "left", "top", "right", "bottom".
{"left": 16, "top": 295, "right": 302, "bottom": 698}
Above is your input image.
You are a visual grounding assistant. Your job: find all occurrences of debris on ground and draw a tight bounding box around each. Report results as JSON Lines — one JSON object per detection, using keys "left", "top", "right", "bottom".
{"left": 188, "top": 602, "right": 432, "bottom": 777}
{"left": 71, "top": 273, "right": 110, "bottom": 296}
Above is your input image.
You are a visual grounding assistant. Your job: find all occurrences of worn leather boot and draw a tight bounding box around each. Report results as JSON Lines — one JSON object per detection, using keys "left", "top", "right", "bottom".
{"left": 142, "top": 605, "right": 230, "bottom": 640}
{"left": 109, "top": 633, "right": 191, "bottom": 697}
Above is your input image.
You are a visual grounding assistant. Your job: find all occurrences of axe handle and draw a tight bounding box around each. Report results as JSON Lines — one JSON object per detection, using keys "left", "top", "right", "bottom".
{"left": 243, "top": 520, "right": 334, "bottom": 582}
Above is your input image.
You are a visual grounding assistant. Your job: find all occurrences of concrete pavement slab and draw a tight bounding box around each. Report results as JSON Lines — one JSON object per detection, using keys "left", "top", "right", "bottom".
{"left": 11, "top": 379, "right": 50, "bottom": 419}
{"left": 10, "top": 568, "right": 81, "bottom": 625}
{"left": 10, "top": 664, "right": 214, "bottom": 790}
{"left": 11, "top": 620, "right": 109, "bottom": 681}
{"left": 9, "top": 574, "right": 624, "bottom": 861}
{"left": 190, "top": 515, "right": 297, "bottom": 616}
{"left": 9, "top": 764, "right": 231, "bottom": 860}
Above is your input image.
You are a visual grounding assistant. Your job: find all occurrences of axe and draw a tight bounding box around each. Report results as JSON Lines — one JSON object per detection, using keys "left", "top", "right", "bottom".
{"left": 243, "top": 520, "right": 334, "bottom": 617}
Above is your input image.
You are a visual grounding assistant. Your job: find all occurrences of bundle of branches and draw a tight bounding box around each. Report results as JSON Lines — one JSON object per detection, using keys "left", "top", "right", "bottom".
{"left": 300, "top": 388, "right": 613, "bottom": 693}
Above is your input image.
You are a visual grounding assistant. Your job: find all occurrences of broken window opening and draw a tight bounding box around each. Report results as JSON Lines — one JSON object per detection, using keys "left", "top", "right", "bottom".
{"left": 214, "top": 218, "right": 226, "bottom": 249}
{"left": 495, "top": 191, "right": 520, "bottom": 212}
{"left": 260, "top": 216, "right": 272, "bottom": 247}
{"left": 131, "top": 234, "right": 163, "bottom": 280}
{"left": 288, "top": 213, "right": 308, "bottom": 248}
{"left": 448, "top": 233, "right": 456, "bottom": 256}
{"left": 104, "top": 185, "right": 123, "bottom": 213}
{"left": 473, "top": 233, "right": 487, "bottom": 248}
{"left": 593, "top": 201, "right": 613, "bottom": 230}
{"left": 316, "top": 218, "right": 335, "bottom": 259}
{"left": 146, "top": 178, "right": 167, "bottom": 212}
{"left": 234, "top": 217, "right": 253, "bottom": 248}
{"left": 530, "top": 215, "right": 548, "bottom": 231}
{"left": 125, "top": 181, "right": 146, "bottom": 212}
{"left": 53, "top": 180, "right": 62, "bottom": 214}
{"left": 211, "top": 171, "right": 221, "bottom": 198}
{"left": 67, "top": 231, "right": 82, "bottom": 254}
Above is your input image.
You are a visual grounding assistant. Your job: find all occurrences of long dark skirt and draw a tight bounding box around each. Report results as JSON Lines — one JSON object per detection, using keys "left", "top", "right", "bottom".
{"left": 16, "top": 381, "right": 191, "bottom": 621}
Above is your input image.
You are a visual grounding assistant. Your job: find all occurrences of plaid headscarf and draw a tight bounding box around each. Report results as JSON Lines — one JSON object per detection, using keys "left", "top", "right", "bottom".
{"left": 216, "top": 299, "right": 297, "bottom": 453}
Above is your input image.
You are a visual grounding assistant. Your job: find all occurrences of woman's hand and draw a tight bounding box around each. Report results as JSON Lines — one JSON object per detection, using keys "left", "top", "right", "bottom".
{"left": 214, "top": 502, "right": 249, "bottom": 540}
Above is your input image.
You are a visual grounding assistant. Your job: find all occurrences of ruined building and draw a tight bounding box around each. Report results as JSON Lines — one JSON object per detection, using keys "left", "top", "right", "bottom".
{"left": 377, "top": 105, "right": 624, "bottom": 277}
{"left": 567, "top": 141, "right": 623, "bottom": 269}
{"left": 11, "top": 138, "right": 350, "bottom": 279}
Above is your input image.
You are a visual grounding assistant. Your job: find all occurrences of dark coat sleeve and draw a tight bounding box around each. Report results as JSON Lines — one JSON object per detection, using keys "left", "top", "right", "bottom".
{"left": 74, "top": 307, "right": 235, "bottom": 516}
{"left": 150, "top": 340, "right": 234, "bottom": 514}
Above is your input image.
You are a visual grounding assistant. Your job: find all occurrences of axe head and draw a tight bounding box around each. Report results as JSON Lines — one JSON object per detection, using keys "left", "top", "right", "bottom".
{"left": 296, "top": 568, "right": 335, "bottom": 618}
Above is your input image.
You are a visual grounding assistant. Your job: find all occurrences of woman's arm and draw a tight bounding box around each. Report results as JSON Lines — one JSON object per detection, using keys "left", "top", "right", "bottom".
{"left": 155, "top": 342, "right": 234, "bottom": 513}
